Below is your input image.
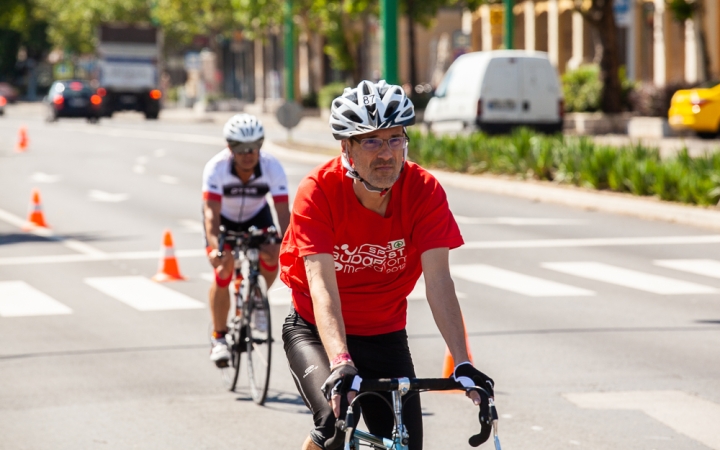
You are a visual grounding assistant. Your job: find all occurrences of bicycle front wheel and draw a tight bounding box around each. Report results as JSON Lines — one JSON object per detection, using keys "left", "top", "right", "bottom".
{"left": 221, "top": 322, "right": 243, "bottom": 392}
{"left": 245, "top": 278, "right": 272, "bottom": 405}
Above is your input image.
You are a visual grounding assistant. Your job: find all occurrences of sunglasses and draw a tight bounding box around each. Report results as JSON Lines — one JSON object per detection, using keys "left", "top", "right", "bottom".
{"left": 352, "top": 136, "right": 408, "bottom": 152}
{"left": 228, "top": 140, "right": 263, "bottom": 154}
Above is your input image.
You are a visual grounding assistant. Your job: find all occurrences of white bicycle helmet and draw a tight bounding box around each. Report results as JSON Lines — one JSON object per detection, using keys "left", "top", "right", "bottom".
{"left": 329, "top": 80, "right": 415, "bottom": 140}
{"left": 223, "top": 113, "right": 265, "bottom": 143}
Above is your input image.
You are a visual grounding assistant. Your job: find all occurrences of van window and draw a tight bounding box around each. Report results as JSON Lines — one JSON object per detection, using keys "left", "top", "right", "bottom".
{"left": 434, "top": 67, "right": 453, "bottom": 98}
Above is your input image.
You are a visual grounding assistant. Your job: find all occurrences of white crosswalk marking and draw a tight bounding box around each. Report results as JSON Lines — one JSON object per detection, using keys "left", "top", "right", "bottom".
{"left": 0, "top": 281, "right": 72, "bottom": 317}
{"left": 564, "top": 391, "right": 720, "bottom": 450}
{"left": 451, "top": 264, "right": 595, "bottom": 297}
{"left": 84, "top": 276, "right": 205, "bottom": 311}
{"left": 654, "top": 259, "right": 720, "bottom": 279}
{"left": 542, "top": 262, "right": 718, "bottom": 295}
{"left": 203, "top": 274, "right": 466, "bottom": 304}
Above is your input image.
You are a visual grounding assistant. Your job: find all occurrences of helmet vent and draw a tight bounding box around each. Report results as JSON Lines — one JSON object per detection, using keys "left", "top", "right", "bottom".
{"left": 385, "top": 101, "right": 399, "bottom": 118}
{"left": 342, "top": 110, "right": 363, "bottom": 123}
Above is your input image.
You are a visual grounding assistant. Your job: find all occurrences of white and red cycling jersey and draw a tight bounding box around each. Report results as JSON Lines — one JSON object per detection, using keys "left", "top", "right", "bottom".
{"left": 202, "top": 148, "right": 289, "bottom": 223}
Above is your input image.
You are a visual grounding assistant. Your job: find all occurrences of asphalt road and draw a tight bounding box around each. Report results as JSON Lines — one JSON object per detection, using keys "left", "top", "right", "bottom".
{"left": 1, "top": 108, "right": 719, "bottom": 450}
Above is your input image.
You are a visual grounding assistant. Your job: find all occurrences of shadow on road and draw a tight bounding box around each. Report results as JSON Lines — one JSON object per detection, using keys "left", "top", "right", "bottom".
{"left": 0, "top": 231, "right": 138, "bottom": 246}
{"left": 0, "top": 343, "right": 207, "bottom": 361}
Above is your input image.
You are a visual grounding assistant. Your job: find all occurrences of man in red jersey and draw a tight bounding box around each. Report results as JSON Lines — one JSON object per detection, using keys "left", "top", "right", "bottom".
{"left": 279, "top": 80, "right": 494, "bottom": 450}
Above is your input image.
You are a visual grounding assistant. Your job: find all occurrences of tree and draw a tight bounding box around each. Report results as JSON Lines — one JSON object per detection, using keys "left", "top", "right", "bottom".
{"left": 402, "top": 0, "right": 486, "bottom": 89}
{"left": 667, "top": 0, "right": 710, "bottom": 83}
{"left": 574, "top": 0, "right": 622, "bottom": 113}
{"left": 0, "top": 0, "right": 50, "bottom": 80}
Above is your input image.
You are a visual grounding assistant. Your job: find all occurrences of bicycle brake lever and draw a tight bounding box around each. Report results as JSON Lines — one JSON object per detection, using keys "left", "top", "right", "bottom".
{"left": 468, "top": 389, "right": 497, "bottom": 447}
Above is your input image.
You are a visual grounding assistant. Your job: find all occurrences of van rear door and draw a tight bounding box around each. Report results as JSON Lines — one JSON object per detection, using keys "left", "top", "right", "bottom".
{"left": 519, "top": 58, "right": 561, "bottom": 123}
{"left": 481, "top": 57, "right": 520, "bottom": 123}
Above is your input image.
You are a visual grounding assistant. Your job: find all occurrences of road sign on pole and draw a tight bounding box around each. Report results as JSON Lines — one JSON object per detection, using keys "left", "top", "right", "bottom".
{"left": 504, "top": 0, "right": 514, "bottom": 49}
{"left": 380, "top": 0, "right": 399, "bottom": 84}
{"left": 284, "top": 0, "right": 295, "bottom": 101}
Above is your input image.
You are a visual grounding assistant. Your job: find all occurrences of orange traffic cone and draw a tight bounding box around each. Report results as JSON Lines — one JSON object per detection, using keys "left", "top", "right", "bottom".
{"left": 152, "top": 230, "right": 186, "bottom": 282}
{"left": 23, "top": 189, "right": 49, "bottom": 230}
{"left": 442, "top": 315, "right": 474, "bottom": 378}
{"left": 15, "top": 126, "right": 29, "bottom": 153}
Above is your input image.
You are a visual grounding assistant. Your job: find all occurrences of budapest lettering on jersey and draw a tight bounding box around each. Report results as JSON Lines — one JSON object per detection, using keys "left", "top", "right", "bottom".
{"left": 333, "top": 239, "right": 407, "bottom": 274}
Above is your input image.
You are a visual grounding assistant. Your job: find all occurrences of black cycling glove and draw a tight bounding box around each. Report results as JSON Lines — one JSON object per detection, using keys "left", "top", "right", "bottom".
{"left": 453, "top": 362, "right": 494, "bottom": 398}
{"left": 321, "top": 364, "right": 362, "bottom": 403}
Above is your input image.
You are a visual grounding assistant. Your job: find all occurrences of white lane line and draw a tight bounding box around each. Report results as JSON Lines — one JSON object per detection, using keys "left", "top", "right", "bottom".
{"left": 84, "top": 276, "right": 204, "bottom": 311}
{"left": 200, "top": 274, "right": 466, "bottom": 303}
{"left": 61, "top": 239, "right": 107, "bottom": 256}
{"left": 0, "top": 281, "right": 72, "bottom": 317}
{"left": 564, "top": 391, "right": 720, "bottom": 450}
{"left": 30, "top": 172, "right": 62, "bottom": 183}
{"left": 0, "top": 248, "right": 206, "bottom": 266}
{"left": 463, "top": 235, "right": 720, "bottom": 249}
{"left": 88, "top": 190, "right": 129, "bottom": 202}
{"left": 455, "top": 216, "right": 587, "bottom": 226}
{"left": 654, "top": 259, "right": 720, "bottom": 279}
{"left": 0, "top": 206, "right": 107, "bottom": 256}
{"left": 159, "top": 175, "right": 179, "bottom": 184}
{"left": 542, "top": 262, "right": 718, "bottom": 295}
{"left": 451, "top": 264, "right": 595, "bottom": 297}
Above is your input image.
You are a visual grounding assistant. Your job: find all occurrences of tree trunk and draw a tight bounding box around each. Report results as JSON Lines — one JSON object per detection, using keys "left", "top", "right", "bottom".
{"left": 594, "top": 0, "right": 622, "bottom": 113}
{"left": 407, "top": 0, "right": 417, "bottom": 88}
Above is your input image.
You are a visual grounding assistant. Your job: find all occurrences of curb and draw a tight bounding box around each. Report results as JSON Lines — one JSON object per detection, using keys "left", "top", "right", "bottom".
{"left": 267, "top": 140, "right": 720, "bottom": 232}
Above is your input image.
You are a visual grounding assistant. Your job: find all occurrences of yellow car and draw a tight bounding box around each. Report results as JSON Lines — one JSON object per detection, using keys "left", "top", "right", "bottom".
{"left": 669, "top": 82, "right": 720, "bottom": 139}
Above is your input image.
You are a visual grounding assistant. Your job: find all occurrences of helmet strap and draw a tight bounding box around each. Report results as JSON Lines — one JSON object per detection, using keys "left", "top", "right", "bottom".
{"left": 341, "top": 149, "right": 391, "bottom": 196}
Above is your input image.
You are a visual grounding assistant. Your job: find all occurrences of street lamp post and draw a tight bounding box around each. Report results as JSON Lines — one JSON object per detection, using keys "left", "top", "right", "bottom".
{"left": 284, "top": 0, "right": 295, "bottom": 101}
{"left": 380, "top": 0, "right": 399, "bottom": 84}
{"left": 504, "top": 0, "right": 514, "bottom": 50}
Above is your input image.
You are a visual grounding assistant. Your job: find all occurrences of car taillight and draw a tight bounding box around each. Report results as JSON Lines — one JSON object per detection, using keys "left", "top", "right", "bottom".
{"left": 70, "top": 82, "right": 83, "bottom": 91}
{"left": 559, "top": 99, "right": 565, "bottom": 119}
{"left": 149, "top": 89, "right": 162, "bottom": 100}
{"left": 53, "top": 95, "right": 64, "bottom": 105}
{"left": 0, "top": 96, "right": 6, "bottom": 106}
{"left": 97, "top": 88, "right": 107, "bottom": 97}
{"left": 477, "top": 99, "right": 483, "bottom": 117}
{"left": 91, "top": 95, "right": 102, "bottom": 105}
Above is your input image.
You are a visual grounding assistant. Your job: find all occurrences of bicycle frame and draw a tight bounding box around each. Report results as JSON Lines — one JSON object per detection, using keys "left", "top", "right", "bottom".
{"left": 344, "top": 378, "right": 411, "bottom": 450}
{"left": 342, "top": 377, "right": 500, "bottom": 450}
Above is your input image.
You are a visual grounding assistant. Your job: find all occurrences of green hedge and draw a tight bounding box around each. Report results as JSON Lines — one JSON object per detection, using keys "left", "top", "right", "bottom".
{"left": 318, "top": 82, "right": 348, "bottom": 109}
{"left": 407, "top": 129, "right": 720, "bottom": 206}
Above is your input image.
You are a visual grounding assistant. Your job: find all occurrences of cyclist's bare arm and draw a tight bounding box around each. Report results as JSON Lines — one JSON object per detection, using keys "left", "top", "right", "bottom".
{"left": 303, "top": 253, "right": 357, "bottom": 417}
{"left": 421, "top": 247, "right": 482, "bottom": 405}
{"left": 203, "top": 200, "right": 232, "bottom": 270}
{"left": 274, "top": 200, "right": 290, "bottom": 236}
{"left": 303, "top": 254, "right": 349, "bottom": 360}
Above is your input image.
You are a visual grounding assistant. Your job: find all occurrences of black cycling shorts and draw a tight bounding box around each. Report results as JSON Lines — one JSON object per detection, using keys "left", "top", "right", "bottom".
{"left": 202, "top": 203, "right": 274, "bottom": 247}
{"left": 282, "top": 308, "right": 423, "bottom": 450}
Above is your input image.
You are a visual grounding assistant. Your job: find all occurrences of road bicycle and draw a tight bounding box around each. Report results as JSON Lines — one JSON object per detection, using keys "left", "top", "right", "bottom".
{"left": 330, "top": 377, "right": 501, "bottom": 450}
{"left": 215, "top": 225, "right": 280, "bottom": 405}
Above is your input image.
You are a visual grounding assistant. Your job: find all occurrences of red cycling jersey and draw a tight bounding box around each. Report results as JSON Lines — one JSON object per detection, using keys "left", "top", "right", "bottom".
{"left": 279, "top": 157, "right": 463, "bottom": 336}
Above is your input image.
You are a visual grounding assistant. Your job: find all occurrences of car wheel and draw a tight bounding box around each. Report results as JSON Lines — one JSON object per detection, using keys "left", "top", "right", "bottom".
{"left": 87, "top": 116, "right": 99, "bottom": 124}
{"left": 145, "top": 111, "right": 159, "bottom": 120}
{"left": 697, "top": 131, "right": 718, "bottom": 140}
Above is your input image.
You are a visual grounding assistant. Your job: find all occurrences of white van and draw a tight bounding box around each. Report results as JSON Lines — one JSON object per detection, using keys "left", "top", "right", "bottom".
{"left": 424, "top": 50, "right": 564, "bottom": 133}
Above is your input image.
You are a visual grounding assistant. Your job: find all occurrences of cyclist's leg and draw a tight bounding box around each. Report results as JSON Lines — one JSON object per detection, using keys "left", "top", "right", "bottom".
{"left": 206, "top": 215, "right": 236, "bottom": 336}
{"left": 243, "top": 204, "right": 280, "bottom": 285}
{"left": 349, "top": 329, "right": 423, "bottom": 450}
{"left": 282, "top": 307, "right": 337, "bottom": 449}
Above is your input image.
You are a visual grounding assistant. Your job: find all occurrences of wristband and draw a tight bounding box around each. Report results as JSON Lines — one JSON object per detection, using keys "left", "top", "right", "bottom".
{"left": 330, "top": 352, "right": 353, "bottom": 368}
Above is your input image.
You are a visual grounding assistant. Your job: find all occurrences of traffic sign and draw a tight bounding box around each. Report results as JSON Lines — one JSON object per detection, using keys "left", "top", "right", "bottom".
{"left": 276, "top": 101, "right": 303, "bottom": 130}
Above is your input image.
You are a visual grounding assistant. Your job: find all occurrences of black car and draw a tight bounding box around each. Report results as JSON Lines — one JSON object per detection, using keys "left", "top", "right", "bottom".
{"left": 45, "top": 80, "right": 102, "bottom": 122}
